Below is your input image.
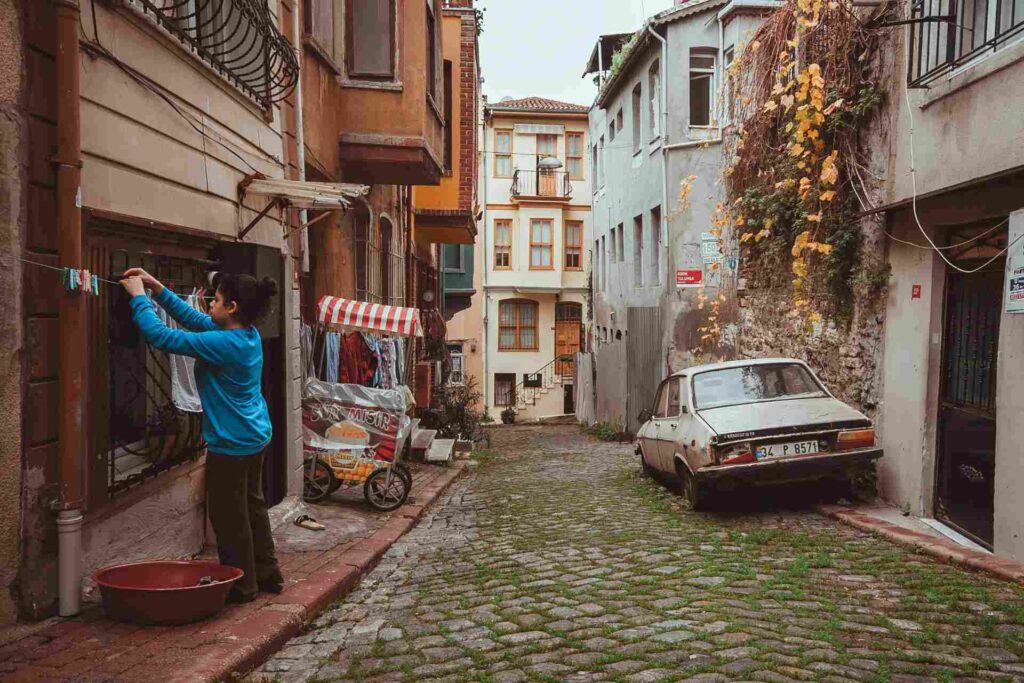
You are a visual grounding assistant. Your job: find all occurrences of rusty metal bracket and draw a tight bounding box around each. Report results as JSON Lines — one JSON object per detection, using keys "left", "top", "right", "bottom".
{"left": 237, "top": 197, "right": 287, "bottom": 242}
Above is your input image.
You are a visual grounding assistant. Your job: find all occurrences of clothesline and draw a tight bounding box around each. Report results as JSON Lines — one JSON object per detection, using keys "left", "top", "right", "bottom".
{"left": 18, "top": 257, "right": 214, "bottom": 300}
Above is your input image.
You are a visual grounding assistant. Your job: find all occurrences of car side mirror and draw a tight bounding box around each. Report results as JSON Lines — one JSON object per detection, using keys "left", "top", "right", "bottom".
{"left": 638, "top": 409, "right": 653, "bottom": 423}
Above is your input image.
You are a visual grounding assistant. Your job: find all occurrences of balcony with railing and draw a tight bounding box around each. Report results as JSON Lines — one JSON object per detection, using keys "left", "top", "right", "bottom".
{"left": 908, "top": 0, "right": 1024, "bottom": 87}
{"left": 129, "top": 0, "right": 299, "bottom": 108}
{"left": 511, "top": 170, "right": 573, "bottom": 201}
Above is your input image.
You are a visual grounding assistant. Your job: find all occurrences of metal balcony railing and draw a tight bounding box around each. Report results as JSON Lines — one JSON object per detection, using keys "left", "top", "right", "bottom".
{"left": 128, "top": 0, "right": 299, "bottom": 107}
{"left": 511, "top": 170, "right": 572, "bottom": 199}
{"left": 908, "top": 0, "right": 1024, "bottom": 87}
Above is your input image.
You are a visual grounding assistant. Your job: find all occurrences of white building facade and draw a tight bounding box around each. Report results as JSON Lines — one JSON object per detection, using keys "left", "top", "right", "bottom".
{"left": 479, "top": 98, "right": 593, "bottom": 420}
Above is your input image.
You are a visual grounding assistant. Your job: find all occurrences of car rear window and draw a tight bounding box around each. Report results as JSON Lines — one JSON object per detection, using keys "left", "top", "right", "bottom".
{"left": 693, "top": 364, "right": 825, "bottom": 410}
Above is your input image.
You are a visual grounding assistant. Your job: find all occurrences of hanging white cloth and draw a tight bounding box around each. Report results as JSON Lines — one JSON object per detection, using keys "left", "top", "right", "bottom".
{"left": 156, "top": 290, "right": 204, "bottom": 413}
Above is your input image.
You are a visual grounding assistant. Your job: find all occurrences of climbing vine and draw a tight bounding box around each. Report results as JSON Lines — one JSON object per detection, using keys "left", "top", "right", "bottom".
{"left": 691, "top": 0, "right": 891, "bottom": 353}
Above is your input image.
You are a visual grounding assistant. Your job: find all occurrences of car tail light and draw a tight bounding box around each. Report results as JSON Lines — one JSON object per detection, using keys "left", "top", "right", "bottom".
{"left": 717, "top": 444, "right": 756, "bottom": 466}
{"left": 836, "top": 429, "right": 875, "bottom": 451}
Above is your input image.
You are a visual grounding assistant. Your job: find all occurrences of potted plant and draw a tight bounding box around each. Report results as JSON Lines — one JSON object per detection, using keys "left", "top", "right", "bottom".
{"left": 500, "top": 407, "right": 516, "bottom": 425}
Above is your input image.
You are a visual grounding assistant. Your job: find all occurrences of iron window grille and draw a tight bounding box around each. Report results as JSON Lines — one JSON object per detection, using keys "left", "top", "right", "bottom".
{"left": 908, "top": 0, "right": 1024, "bottom": 86}
{"left": 127, "top": 0, "right": 299, "bottom": 108}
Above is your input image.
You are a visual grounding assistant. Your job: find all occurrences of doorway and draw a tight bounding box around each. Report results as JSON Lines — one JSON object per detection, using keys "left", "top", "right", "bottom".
{"left": 555, "top": 302, "right": 582, "bottom": 378}
{"left": 935, "top": 225, "right": 1006, "bottom": 548}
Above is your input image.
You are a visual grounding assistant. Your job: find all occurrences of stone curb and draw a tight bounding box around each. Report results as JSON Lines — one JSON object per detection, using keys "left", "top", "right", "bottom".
{"left": 184, "top": 461, "right": 467, "bottom": 683}
{"left": 816, "top": 503, "right": 1024, "bottom": 585}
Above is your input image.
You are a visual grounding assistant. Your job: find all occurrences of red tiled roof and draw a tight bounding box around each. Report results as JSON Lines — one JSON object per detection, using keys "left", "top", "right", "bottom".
{"left": 489, "top": 97, "right": 589, "bottom": 113}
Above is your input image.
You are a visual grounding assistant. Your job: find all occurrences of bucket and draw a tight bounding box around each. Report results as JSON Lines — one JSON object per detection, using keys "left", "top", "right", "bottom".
{"left": 93, "top": 560, "right": 244, "bottom": 625}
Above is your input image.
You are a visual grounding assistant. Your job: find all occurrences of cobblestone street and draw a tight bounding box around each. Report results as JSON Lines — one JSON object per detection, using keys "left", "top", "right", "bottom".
{"left": 252, "top": 425, "right": 1024, "bottom": 683}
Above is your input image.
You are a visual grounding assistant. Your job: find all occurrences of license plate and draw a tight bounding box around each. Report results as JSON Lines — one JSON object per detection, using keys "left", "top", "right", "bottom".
{"left": 755, "top": 440, "right": 819, "bottom": 459}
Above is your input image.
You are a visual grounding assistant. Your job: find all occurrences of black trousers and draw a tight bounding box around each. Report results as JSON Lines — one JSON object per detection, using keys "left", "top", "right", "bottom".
{"left": 206, "top": 450, "right": 283, "bottom": 598}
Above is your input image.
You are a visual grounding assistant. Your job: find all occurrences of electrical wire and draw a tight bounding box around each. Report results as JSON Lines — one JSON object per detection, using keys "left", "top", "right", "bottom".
{"left": 884, "top": 217, "right": 1009, "bottom": 251}
{"left": 901, "top": 41, "right": 1020, "bottom": 274}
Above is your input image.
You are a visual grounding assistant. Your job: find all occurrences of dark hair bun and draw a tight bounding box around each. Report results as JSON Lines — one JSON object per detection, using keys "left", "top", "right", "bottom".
{"left": 216, "top": 273, "right": 278, "bottom": 325}
{"left": 258, "top": 277, "right": 278, "bottom": 299}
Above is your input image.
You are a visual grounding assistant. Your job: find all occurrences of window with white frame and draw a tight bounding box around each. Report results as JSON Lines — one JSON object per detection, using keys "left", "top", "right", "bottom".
{"left": 631, "top": 83, "right": 643, "bottom": 153}
{"left": 650, "top": 205, "right": 661, "bottom": 283}
{"left": 447, "top": 343, "right": 465, "bottom": 384}
{"left": 648, "top": 60, "right": 661, "bottom": 138}
{"left": 689, "top": 51, "right": 716, "bottom": 127}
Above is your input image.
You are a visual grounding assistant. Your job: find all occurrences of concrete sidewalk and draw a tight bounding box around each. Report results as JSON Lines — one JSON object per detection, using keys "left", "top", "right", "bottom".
{"left": 0, "top": 462, "right": 467, "bottom": 682}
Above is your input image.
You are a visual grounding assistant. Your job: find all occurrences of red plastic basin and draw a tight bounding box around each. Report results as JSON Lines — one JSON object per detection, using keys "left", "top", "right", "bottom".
{"left": 93, "top": 560, "right": 243, "bottom": 625}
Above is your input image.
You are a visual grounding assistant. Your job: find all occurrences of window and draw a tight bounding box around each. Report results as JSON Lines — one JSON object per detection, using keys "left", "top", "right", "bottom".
{"left": 346, "top": 0, "right": 396, "bottom": 80}
{"left": 426, "top": 1, "right": 439, "bottom": 102}
{"left": 908, "top": 0, "right": 1024, "bottom": 85}
{"left": 536, "top": 134, "right": 558, "bottom": 173}
{"left": 380, "top": 217, "right": 393, "bottom": 303}
{"left": 632, "top": 83, "right": 643, "bottom": 152}
{"left": 616, "top": 108, "right": 624, "bottom": 133}
{"left": 689, "top": 51, "right": 716, "bottom": 127}
{"left": 649, "top": 60, "right": 661, "bottom": 138}
{"left": 598, "top": 135, "right": 605, "bottom": 186}
{"left": 448, "top": 343, "right": 465, "bottom": 384}
{"left": 305, "top": 0, "right": 338, "bottom": 65}
{"left": 633, "top": 215, "right": 643, "bottom": 287}
{"left": 565, "top": 221, "right": 583, "bottom": 270}
{"left": 529, "top": 219, "right": 553, "bottom": 269}
{"left": 650, "top": 206, "right": 661, "bottom": 283}
{"left": 498, "top": 300, "right": 539, "bottom": 351}
{"left": 443, "top": 244, "right": 464, "bottom": 272}
{"left": 617, "top": 223, "right": 625, "bottom": 262}
{"left": 654, "top": 379, "right": 683, "bottom": 418}
{"left": 494, "top": 219, "right": 512, "bottom": 269}
{"left": 355, "top": 212, "right": 381, "bottom": 303}
{"left": 494, "top": 130, "right": 513, "bottom": 178}
{"left": 590, "top": 143, "right": 598, "bottom": 187}
{"left": 693, "top": 363, "right": 825, "bottom": 410}
{"left": 494, "top": 373, "right": 516, "bottom": 405}
{"left": 609, "top": 119, "right": 616, "bottom": 142}
{"left": 723, "top": 48, "right": 734, "bottom": 124}
{"left": 595, "top": 239, "right": 602, "bottom": 290}
{"left": 567, "top": 133, "right": 584, "bottom": 180}
{"left": 443, "top": 59, "right": 453, "bottom": 173}
{"left": 600, "top": 236, "right": 607, "bottom": 290}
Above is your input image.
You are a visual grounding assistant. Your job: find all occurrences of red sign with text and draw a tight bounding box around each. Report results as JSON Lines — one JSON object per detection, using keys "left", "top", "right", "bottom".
{"left": 676, "top": 269, "right": 703, "bottom": 288}
{"left": 912, "top": 284, "right": 922, "bottom": 299}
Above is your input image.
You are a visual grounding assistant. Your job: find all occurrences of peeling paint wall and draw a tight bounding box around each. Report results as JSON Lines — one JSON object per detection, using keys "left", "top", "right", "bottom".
{"left": 0, "top": 0, "right": 24, "bottom": 626}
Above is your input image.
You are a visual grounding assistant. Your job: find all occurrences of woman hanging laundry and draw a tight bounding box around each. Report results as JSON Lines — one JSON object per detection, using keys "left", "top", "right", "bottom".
{"left": 121, "top": 267, "right": 284, "bottom": 603}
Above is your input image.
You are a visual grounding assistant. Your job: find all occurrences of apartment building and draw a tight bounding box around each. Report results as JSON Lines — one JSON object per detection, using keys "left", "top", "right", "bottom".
{"left": 875, "top": 6, "right": 1024, "bottom": 558}
{"left": 478, "top": 97, "right": 592, "bottom": 420}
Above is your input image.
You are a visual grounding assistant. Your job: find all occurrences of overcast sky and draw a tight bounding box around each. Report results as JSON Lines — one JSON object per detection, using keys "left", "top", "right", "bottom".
{"left": 476, "top": 0, "right": 676, "bottom": 108}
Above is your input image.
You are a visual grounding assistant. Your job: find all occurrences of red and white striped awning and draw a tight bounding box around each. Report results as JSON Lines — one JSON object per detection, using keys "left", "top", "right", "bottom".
{"left": 316, "top": 296, "right": 424, "bottom": 338}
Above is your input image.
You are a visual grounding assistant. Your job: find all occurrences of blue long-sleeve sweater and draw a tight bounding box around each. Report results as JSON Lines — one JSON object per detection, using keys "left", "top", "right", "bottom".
{"left": 130, "top": 288, "right": 272, "bottom": 456}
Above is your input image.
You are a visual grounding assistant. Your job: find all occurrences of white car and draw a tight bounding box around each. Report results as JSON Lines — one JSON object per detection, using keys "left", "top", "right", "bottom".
{"left": 635, "top": 358, "right": 883, "bottom": 509}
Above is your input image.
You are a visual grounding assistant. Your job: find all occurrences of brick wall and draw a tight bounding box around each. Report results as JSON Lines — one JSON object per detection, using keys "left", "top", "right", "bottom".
{"left": 456, "top": 5, "right": 477, "bottom": 212}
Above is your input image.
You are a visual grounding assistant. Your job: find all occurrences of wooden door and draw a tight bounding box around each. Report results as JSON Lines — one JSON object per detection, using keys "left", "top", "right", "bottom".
{"left": 555, "top": 320, "right": 580, "bottom": 377}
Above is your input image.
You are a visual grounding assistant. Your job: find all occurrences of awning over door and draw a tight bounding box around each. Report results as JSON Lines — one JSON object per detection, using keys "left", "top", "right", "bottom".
{"left": 241, "top": 178, "right": 369, "bottom": 210}
{"left": 317, "top": 296, "right": 424, "bottom": 338}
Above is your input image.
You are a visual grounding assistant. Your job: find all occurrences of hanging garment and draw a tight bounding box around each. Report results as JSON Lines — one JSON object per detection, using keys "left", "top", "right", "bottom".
{"left": 338, "top": 332, "right": 377, "bottom": 386}
{"left": 393, "top": 338, "right": 405, "bottom": 385}
{"left": 377, "top": 339, "right": 397, "bottom": 391}
{"left": 362, "top": 333, "right": 383, "bottom": 388}
{"left": 300, "top": 323, "right": 315, "bottom": 380}
{"left": 155, "top": 291, "right": 204, "bottom": 413}
{"left": 324, "top": 332, "right": 340, "bottom": 383}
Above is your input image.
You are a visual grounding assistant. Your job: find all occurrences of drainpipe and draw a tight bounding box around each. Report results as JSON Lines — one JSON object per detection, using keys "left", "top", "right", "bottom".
{"left": 292, "top": 3, "right": 309, "bottom": 273}
{"left": 646, "top": 24, "right": 670, "bottom": 290}
{"left": 54, "top": 0, "right": 85, "bottom": 618}
{"left": 480, "top": 108, "right": 489, "bottom": 415}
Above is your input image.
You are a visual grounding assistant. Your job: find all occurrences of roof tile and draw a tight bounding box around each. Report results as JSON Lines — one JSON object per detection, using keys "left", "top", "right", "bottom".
{"left": 489, "top": 96, "right": 589, "bottom": 113}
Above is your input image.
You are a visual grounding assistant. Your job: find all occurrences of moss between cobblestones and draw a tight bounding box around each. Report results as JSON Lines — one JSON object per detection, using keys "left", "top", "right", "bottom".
{"left": 250, "top": 426, "right": 1024, "bottom": 683}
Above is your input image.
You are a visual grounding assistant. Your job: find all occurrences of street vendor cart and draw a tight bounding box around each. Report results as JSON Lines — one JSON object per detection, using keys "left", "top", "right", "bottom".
{"left": 302, "top": 296, "right": 422, "bottom": 511}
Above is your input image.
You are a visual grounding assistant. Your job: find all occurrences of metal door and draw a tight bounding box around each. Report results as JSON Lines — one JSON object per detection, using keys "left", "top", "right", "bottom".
{"left": 936, "top": 268, "right": 1002, "bottom": 548}
{"left": 626, "top": 307, "right": 663, "bottom": 434}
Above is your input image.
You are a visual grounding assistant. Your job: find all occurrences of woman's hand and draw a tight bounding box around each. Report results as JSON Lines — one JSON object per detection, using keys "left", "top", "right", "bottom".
{"left": 122, "top": 267, "right": 164, "bottom": 295}
{"left": 121, "top": 275, "right": 147, "bottom": 298}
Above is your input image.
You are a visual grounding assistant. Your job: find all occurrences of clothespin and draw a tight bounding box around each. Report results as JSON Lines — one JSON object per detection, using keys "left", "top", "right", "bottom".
{"left": 82, "top": 269, "right": 91, "bottom": 294}
{"left": 92, "top": 273, "right": 99, "bottom": 296}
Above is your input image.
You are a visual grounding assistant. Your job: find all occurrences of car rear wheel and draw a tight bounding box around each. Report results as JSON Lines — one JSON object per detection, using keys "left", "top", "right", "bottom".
{"left": 676, "top": 461, "right": 707, "bottom": 511}
{"left": 640, "top": 450, "right": 655, "bottom": 478}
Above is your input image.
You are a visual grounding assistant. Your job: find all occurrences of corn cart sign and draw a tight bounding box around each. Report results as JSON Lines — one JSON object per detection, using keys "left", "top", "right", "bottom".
{"left": 302, "top": 380, "right": 411, "bottom": 462}
{"left": 1008, "top": 212, "right": 1024, "bottom": 314}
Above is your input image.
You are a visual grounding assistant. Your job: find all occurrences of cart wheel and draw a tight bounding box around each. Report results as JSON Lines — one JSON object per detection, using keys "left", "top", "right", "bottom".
{"left": 304, "top": 458, "right": 336, "bottom": 503}
{"left": 364, "top": 468, "right": 410, "bottom": 512}
{"left": 393, "top": 462, "right": 413, "bottom": 489}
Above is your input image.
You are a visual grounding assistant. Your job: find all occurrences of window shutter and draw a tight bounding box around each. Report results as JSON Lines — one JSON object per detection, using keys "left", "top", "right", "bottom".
{"left": 306, "top": 0, "right": 334, "bottom": 56}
